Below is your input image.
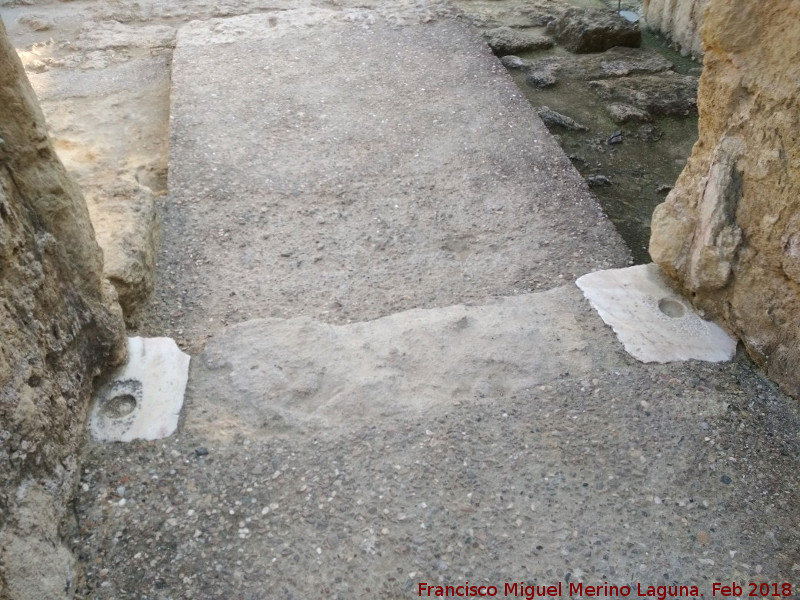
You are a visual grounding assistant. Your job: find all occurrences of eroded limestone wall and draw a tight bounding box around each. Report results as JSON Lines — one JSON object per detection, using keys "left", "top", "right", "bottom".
{"left": 0, "top": 18, "right": 126, "bottom": 599}
{"left": 642, "top": 0, "right": 708, "bottom": 58}
{"left": 650, "top": 0, "right": 800, "bottom": 398}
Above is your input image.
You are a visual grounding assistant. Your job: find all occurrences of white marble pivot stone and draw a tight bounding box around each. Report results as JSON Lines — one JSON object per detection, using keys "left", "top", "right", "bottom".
{"left": 90, "top": 337, "right": 190, "bottom": 442}
{"left": 576, "top": 264, "right": 737, "bottom": 363}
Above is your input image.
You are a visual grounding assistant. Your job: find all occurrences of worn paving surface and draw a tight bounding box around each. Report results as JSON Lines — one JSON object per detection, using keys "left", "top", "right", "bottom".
{"left": 75, "top": 342, "right": 800, "bottom": 598}
{"left": 143, "top": 9, "right": 628, "bottom": 353}
{"left": 1, "top": 1, "right": 798, "bottom": 598}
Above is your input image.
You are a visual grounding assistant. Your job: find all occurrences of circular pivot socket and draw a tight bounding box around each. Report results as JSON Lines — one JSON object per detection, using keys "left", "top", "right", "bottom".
{"left": 99, "top": 393, "right": 137, "bottom": 418}
{"left": 658, "top": 297, "right": 686, "bottom": 318}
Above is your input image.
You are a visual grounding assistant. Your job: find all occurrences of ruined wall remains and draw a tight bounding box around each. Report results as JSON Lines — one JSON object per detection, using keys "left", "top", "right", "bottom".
{"left": 642, "top": 0, "right": 708, "bottom": 58}
{"left": 650, "top": 0, "right": 800, "bottom": 398}
{"left": 0, "top": 18, "right": 126, "bottom": 599}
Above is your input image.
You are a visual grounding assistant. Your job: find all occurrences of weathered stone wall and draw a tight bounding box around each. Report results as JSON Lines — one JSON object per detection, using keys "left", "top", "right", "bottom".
{"left": 642, "top": 0, "right": 708, "bottom": 58}
{"left": 0, "top": 18, "right": 126, "bottom": 599}
{"left": 650, "top": 0, "right": 800, "bottom": 398}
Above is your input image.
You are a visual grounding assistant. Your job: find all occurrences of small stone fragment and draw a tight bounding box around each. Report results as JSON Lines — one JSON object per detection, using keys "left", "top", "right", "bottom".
{"left": 525, "top": 58, "right": 560, "bottom": 88}
{"left": 549, "top": 8, "right": 641, "bottom": 54}
{"left": 606, "top": 103, "right": 652, "bottom": 124}
{"left": 483, "top": 27, "right": 553, "bottom": 55}
{"left": 589, "top": 73, "right": 698, "bottom": 116}
{"left": 586, "top": 175, "right": 612, "bottom": 187}
{"left": 637, "top": 124, "right": 663, "bottom": 142}
{"left": 535, "top": 106, "right": 588, "bottom": 131}
{"left": 500, "top": 55, "right": 527, "bottom": 70}
{"left": 18, "top": 15, "right": 55, "bottom": 32}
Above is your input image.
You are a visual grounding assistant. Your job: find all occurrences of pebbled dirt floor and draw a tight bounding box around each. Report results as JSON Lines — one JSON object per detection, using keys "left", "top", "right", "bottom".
{"left": 73, "top": 350, "right": 800, "bottom": 599}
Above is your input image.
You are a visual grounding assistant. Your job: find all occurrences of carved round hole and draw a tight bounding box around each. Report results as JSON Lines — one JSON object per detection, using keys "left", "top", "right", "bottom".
{"left": 658, "top": 297, "right": 686, "bottom": 318}
{"left": 100, "top": 394, "right": 137, "bottom": 419}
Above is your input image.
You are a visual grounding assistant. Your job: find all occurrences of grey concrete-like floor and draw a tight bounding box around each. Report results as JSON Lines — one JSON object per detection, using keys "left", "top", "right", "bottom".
{"left": 3, "top": 1, "right": 795, "bottom": 598}
{"left": 144, "top": 9, "right": 629, "bottom": 352}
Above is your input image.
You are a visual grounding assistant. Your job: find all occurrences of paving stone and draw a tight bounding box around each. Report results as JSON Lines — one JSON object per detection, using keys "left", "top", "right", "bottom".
{"left": 161, "top": 8, "right": 630, "bottom": 346}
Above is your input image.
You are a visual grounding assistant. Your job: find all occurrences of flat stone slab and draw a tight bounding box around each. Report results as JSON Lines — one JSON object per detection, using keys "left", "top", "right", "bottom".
{"left": 160, "top": 9, "right": 629, "bottom": 345}
{"left": 576, "top": 264, "right": 737, "bottom": 363}
{"left": 524, "top": 47, "right": 674, "bottom": 86}
{"left": 589, "top": 72, "right": 699, "bottom": 116}
{"left": 186, "top": 285, "right": 619, "bottom": 438}
{"left": 90, "top": 337, "right": 190, "bottom": 442}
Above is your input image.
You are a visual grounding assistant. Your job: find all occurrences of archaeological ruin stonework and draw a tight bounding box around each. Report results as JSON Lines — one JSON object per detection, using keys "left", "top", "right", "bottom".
{"left": 650, "top": 0, "right": 800, "bottom": 398}
{"left": 642, "top": 0, "right": 708, "bottom": 58}
{"left": 0, "top": 19, "right": 126, "bottom": 599}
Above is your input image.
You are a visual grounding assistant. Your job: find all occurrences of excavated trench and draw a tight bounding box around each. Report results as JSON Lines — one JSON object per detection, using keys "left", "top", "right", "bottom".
{"left": 456, "top": 0, "right": 702, "bottom": 264}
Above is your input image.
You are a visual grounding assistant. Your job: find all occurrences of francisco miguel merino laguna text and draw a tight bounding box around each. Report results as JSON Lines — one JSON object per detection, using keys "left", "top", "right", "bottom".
{"left": 417, "top": 581, "right": 707, "bottom": 599}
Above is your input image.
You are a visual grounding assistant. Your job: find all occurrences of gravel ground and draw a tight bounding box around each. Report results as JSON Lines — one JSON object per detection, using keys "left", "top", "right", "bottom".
{"left": 74, "top": 353, "right": 800, "bottom": 598}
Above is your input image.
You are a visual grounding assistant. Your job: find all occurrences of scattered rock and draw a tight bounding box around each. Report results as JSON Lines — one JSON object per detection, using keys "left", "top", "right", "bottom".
{"left": 459, "top": 12, "right": 500, "bottom": 30}
{"left": 483, "top": 26, "right": 553, "bottom": 55}
{"left": 526, "top": 58, "right": 560, "bottom": 88}
{"left": 549, "top": 7, "right": 641, "bottom": 54}
{"left": 535, "top": 106, "right": 589, "bottom": 131}
{"left": 587, "top": 174, "right": 612, "bottom": 186}
{"left": 589, "top": 72, "right": 698, "bottom": 116}
{"left": 17, "top": 14, "right": 54, "bottom": 31}
{"left": 500, "top": 55, "right": 528, "bottom": 70}
{"left": 636, "top": 123, "right": 664, "bottom": 142}
{"left": 597, "top": 47, "right": 674, "bottom": 77}
{"left": 524, "top": 47, "right": 672, "bottom": 87}
{"left": 656, "top": 184, "right": 673, "bottom": 194}
{"left": 518, "top": 5, "right": 561, "bottom": 28}
{"left": 607, "top": 130, "right": 624, "bottom": 145}
{"left": 21, "top": 57, "right": 47, "bottom": 73}
{"left": 606, "top": 103, "right": 652, "bottom": 123}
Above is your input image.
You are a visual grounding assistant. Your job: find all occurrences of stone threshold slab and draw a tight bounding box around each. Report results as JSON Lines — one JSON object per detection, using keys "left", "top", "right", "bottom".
{"left": 90, "top": 337, "right": 190, "bottom": 442}
{"left": 184, "top": 285, "right": 617, "bottom": 439}
{"left": 576, "top": 264, "right": 737, "bottom": 363}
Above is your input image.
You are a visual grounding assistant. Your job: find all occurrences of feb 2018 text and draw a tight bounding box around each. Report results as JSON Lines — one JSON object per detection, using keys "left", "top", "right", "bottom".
{"left": 416, "top": 581, "right": 794, "bottom": 599}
